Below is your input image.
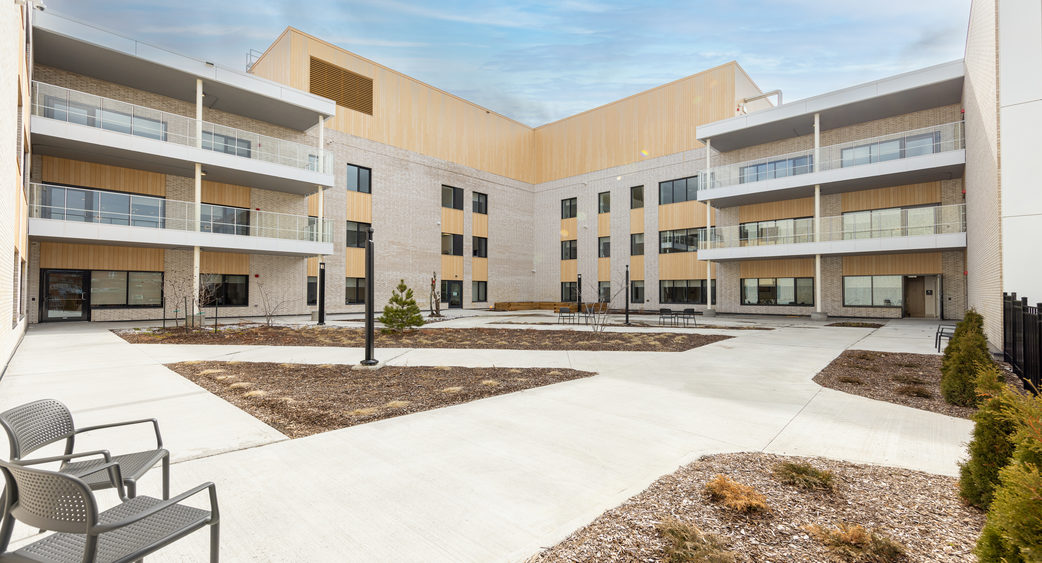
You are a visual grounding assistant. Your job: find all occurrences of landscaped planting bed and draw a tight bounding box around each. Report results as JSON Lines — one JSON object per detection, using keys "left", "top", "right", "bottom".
{"left": 121, "top": 326, "right": 731, "bottom": 352}
{"left": 169, "top": 361, "right": 593, "bottom": 437}
{"left": 529, "top": 452, "right": 983, "bottom": 563}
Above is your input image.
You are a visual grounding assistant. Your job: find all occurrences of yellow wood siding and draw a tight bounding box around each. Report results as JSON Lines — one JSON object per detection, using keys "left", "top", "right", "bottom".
{"left": 739, "top": 258, "right": 815, "bottom": 278}
{"left": 739, "top": 197, "right": 815, "bottom": 223}
{"left": 39, "top": 242, "right": 164, "bottom": 271}
{"left": 560, "top": 217, "right": 577, "bottom": 240}
{"left": 345, "top": 248, "right": 365, "bottom": 277}
{"left": 441, "top": 255, "right": 464, "bottom": 281}
{"left": 42, "top": 156, "right": 165, "bottom": 196}
{"left": 658, "top": 200, "right": 714, "bottom": 230}
{"left": 560, "top": 259, "right": 577, "bottom": 282}
{"left": 200, "top": 252, "right": 249, "bottom": 275}
{"left": 472, "top": 257, "right": 488, "bottom": 281}
{"left": 658, "top": 253, "right": 709, "bottom": 279}
{"left": 201, "top": 181, "right": 251, "bottom": 208}
{"left": 597, "top": 213, "right": 610, "bottom": 236}
{"left": 441, "top": 208, "right": 464, "bottom": 235}
{"left": 597, "top": 257, "right": 610, "bottom": 281}
{"left": 473, "top": 214, "right": 488, "bottom": 238}
{"left": 630, "top": 208, "right": 644, "bottom": 234}
{"left": 630, "top": 255, "right": 644, "bottom": 281}
{"left": 346, "top": 191, "right": 372, "bottom": 223}
{"left": 841, "top": 182, "right": 943, "bottom": 212}
{"left": 307, "top": 257, "right": 318, "bottom": 277}
{"left": 842, "top": 253, "right": 943, "bottom": 276}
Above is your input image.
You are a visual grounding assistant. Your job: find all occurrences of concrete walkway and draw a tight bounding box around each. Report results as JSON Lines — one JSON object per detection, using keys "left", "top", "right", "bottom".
{"left": 0, "top": 315, "right": 969, "bottom": 561}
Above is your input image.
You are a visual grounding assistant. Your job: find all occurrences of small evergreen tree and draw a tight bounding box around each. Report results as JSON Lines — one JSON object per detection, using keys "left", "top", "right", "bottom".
{"left": 378, "top": 279, "right": 424, "bottom": 333}
{"left": 959, "top": 363, "right": 1018, "bottom": 509}
{"left": 942, "top": 310, "right": 993, "bottom": 407}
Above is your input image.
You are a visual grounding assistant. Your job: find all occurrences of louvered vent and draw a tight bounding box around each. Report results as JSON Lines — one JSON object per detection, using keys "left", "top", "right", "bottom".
{"left": 309, "top": 57, "right": 374, "bottom": 115}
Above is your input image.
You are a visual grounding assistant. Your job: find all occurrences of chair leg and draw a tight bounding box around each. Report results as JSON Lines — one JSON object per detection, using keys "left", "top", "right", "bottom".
{"left": 127, "top": 480, "right": 136, "bottom": 499}
{"left": 210, "top": 521, "right": 220, "bottom": 563}
{"left": 162, "top": 454, "right": 170, "bottom": 500}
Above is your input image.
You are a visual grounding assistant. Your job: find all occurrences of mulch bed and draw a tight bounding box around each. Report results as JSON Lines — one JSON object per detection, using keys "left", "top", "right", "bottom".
{"left": 499, "top": 321, "right": 773, "bottom": 330}
{"left": 120, "top": 326, "right": 731, "bottom": 352}
{"left": 826, "top": 321, "right": 886, "bottom": 328}
{"left": 528, "top": 452, "right": 983, "bottom": 563}
{"left": 169, "top": 361, "right": 593, "bottom": 438}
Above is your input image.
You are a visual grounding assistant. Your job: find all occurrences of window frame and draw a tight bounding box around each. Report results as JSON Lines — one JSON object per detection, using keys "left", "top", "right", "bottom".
{"left": 598, "top": 236, "right": 610, "bottom": 258}
{"left": 630, "top": 280, "right": 645, "bottom": 303}
{"left": 630, "top": 233, "right": 644, "bottom": 256}
{"left": 561, "top": 281, "right": 578, "bottom": 302}
{"left": 630, "top": 185, "right": 644, "bottom": 209}
{"left": 739, "top": 277, "right": 814, "bottom": 306}
{"left": 346, "top": 163, "right": 372, "bottom": 194}
{"left": 306, "top": 276, "right": 317, "bottom": 306}
{"left": 658, "top": 227, "right": 705, "bottom": 254}
{"left": 560, "top": 239, "right": 577, "bottom": 260}
{"left": 598, "top": 191, "right": 610, "bottom": 213}
{"left": 473, "top": 191, "right": 488, "bottom": 214}
{"left": 87, "top": 270, "right": 164, "bottom": 309}
{"left": 345, "top": 277, "right": 366, "bottom": 305}
{"left": 842, "top": 275, "right": 904, "bottom": 308}
{"left": 346, "top": 220, "right": 371, "bottom": 249}
{"left": 658, "top": 175, "right": 699, "bottom": 205}
{"left": 561, "top": 197, "right": 577, "bottom": 219}
{"left": 441, "top": 233, "right": 464, "bottom": 256}
{"left": 199, "top": 273, "right": 248, "bottom": 307}
{"left": 472, "top": 281, "right": 487, "bottom": 303}
{"left": 441, "top": 185, "right": 464, "bottom": 210}
{"left": 473, "top": 236, "right": 488, "bottom": 258}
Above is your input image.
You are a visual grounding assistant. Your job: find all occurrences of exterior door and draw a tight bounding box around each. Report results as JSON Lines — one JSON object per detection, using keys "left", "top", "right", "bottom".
{"left": 441, "top": 280, "right": 463, "bottom": 309}
{"left": 904, "top": 276, "right": 926, "bottom": 318}
{"left": 41, "top": 269, "right": 89, "bottom": 322}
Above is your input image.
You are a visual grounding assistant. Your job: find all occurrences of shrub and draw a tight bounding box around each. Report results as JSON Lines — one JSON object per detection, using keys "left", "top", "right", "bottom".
{"left": 378, "top": 280, "right": 424, "bottom": 333}
{"left": 772, "top": 461, "right": 835, "bottom": 492}
{"left": 656, "top": 519, "right": 737, "bottom": 563}
{"left": 704, "top": 475, "right": 768, "bottom": 513}
{"left": 959, "top": 363, "right": 1018, "bottom": 509}
{"left": 804, "top": 523, "right": 906, "bottom": 563}
{"left": 941, "top": 310, "right": 993, "bottom": 407}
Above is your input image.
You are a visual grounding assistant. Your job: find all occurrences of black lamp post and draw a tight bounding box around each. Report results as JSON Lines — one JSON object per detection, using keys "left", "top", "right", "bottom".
{"left": 317, "top": 261, "right": 326, "bottom": 325}
{"left": 361, "top": 227, "right": 378, "bottom": 366}
{"left": 625, "top": 264, "right": 630, "bottom": 326}
{"left": 576, "top": 273, "right": 583, "bottom": 314}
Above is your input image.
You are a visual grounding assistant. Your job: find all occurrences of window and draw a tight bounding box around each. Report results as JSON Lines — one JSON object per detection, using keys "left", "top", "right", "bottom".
{"left": 442, "top": 185, "right": 463, "bottom": 210}
{"left": 598, "top": 282, "right": 611, "bottom": 303}
{"left": 473, "top": 192, "right": 488, "bottom": 214}
{"left": 843, "top": 275, "right": 903, "bottom": 307}
{"left": 473, "top": 236, "right": 488, "bottom": 258}
{"left": 561, "top": 197, "right": 577, "bottom": 219}
{"left": 202, "top": 203, "right": 250, "bottom": 235}
{"left": 346, "top": 164, "right": 372, "bottom": 194}
{"left": 739, "top": 155, "right": 812, "bottom": 183}
{"left": 89, "top": 271, "right": 163, "bottom": 308}
{"left": 598, "top": 192, "right": 610, "bottom": 213}
{"left": 441, "top": 233, "right": 463, "bottom": 256}
{"left": 202, "top": 131, "right": 250, "bottom": 158}
{"left": 38, "top": 185, "right": 166, "bottom": 228}
{"left": 346, "top": 221, "right": 371, "bottom": 248}
{"left": 473, "top": 281, "right": 487, "bottom": 303}
{"left": 659, "top": 228, "right": 705, "bottom": 253}
{"left": 840, "top": 132, "right": 940, "bottom": 168}
{"left": 200, "top": 274, "right": 248, "bottom": 307}
{"left": 842, "top": 206, "right": 939, "bottom": 240}
{"left": 658, "top": 175, "right": 699, "bottom": 205}
{"left": 739, "top": 217, "right": 813, "bottom": 246}
{"left": 631, "top": 233, "right": 644, "bottom": 256}
{"left": 43, "top": 96, "right": 168, "bottom": 141}
{"left": 740, "top": 277, "right": 814, "bottom": 306}
{"left": 561, "top": 240, "right": 577, "bottom": 260}
{"left": 630, "top": 186, "right": 644, "bottom": 209}
{"left": 631, "top": 280, "right": 644, "bottom": 303}
{"left": 345, "top": 277, "right": 366, "bottom": 304}
{"left": 561, "top": 282, "right": 577, "bottom": 302}
{"left": 660, "top": 280, "right": 716, "bottom": 304}
{"left": 18, "top": 258, "right": 26, "bottom": 320}
{"left": 598, "top": 236, "right": 610, "bottom": 258}
{"left": 307, "top": 276, "right": 317, "bottom": 306}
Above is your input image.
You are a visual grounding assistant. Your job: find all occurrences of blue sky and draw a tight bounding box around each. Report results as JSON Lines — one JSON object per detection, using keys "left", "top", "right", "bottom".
{"left": 45, "top": 0, "right": 971, "bottom": 126}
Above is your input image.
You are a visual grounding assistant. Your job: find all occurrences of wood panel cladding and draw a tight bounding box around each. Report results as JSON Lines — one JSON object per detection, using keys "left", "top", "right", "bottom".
{"left": 842, "top": 253, "right": 943, "bottom": 276}
{"left": 202, "top": 181, "right": 251, "bottom": 208}
{"left": 658, "top": 200, "right": 714, "bottom": 230}
{"left": 560, "top": 217, "right": 577, "bottom": 240}
{"left": 441, "top": 255, "right": 463, "bottom": 281}
{"left": 472, "top": 257, "right": 488, "bottom": 281}
{"left": 473, "top": 214, "right": 488, "bottom": 238}
{"left": 630, "top": 255, "right": 645, "bottom": 281}
{"left": 346, "top": 191, "right": 372, "bottom": 223}
{"left": 560, "top": 259, "right": 577, "bottom": 282}
{"left": 309, "top": 57, "right": 374, "bottom": 115}
{"left": 630, "top": 208, "right": 644, "bottom": 234}
{"left": 598, "top": 257, "right": 610, "bottom": 281}
{"left": 658, "top": 253, "right": 710, "bottom": 279}
{"left": 345, "top": 248, "right": 366, "bottom": 277}
{"left": 307, "top": 257, "right": 318, "bottom": 277}
{"left": 42, "top": 156, "right": 165, "bottom": 196}
{"left": 441, "top": 208, "right": 464, "bottom": 235}
{"left": 597, "top": 213, "right": 610, "bottom": 237}
{"left": 200, "top": 252, "right": 249, "bottom": 275}
{"left": 739, "top": 258, "right": 814, "bottom": 278}
{"left": 841, "top": 182, "right": 943, "bottom": 212}
{"left": 39, "top": 242, "right": 165, "bottom": 271}
{"left": 739, "top": 197, "right": 815, "bottom": 223}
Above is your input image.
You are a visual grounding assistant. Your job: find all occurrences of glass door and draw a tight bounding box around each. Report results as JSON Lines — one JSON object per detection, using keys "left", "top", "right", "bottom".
{"left": 42, "top": 270, "right": 89, "bottom": 322}
{"left": 441, "top": 280, "right": 463, "bottom": 309}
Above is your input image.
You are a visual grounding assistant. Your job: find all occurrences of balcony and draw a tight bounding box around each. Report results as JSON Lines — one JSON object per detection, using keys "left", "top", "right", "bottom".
{"left": 28, "top": 183, "right": 334, "bottom": 256}
{"left": 698, "top": 122, "right": 965, "bottom": 206}
{"left": 698, "top": 203, "right": 966, "bottom": 261}
{"left": 30, "top": 82, "right": 334, "bottom": 195}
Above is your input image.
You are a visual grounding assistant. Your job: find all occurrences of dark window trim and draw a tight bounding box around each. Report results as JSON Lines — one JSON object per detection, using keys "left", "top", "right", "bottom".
{"left": 658, "top": 227, "right": 705, "bottom": 254}
{"left": 200, "top": 273, "right": 249, "bottom": 307}
{"left": 561, "top": 197, "right": 577, "bottom": 219}
{"left": 630, "top": 233, "right": 644, "bottom": 256}
{"left": 598, "top": 236, "right": 610, "bottom": 258}
{"left": 473, "top": 236, "right": 488, "bottom": 258}
{"left": 347, "top": 220, "right": 371, "bottom": 249}
{"left": 560, "top": 239, "right": 577, "bottom": 260}
{"left": 740, "top": 277, "right": 815, "bottom": 307}
{"left": 598, "top": 191, "right": 610, "bottom": 214}
{"left": 345, "top": 276, "right": 366, "bottom": 305}
{"left": 442, "top": 185, "right": 464, "bottom": 210}
{"left": 88, "top": 269, "right": 164, "bottom": 309}
{"left": 658, "top": 175, "right": 700, "bottom": 205}
{"left": 442, "top": 233, "right": 464, "bottom": 256}
{"left": 658, "top": 279, "right": 716, "bottom": 305}
{"left": 346, "top": 163, "right": 372, "bottom": 194}
{"left": 473, "top": 191, "right": 488, "bottom": 214}
{"left": 472, "top": 280, "right": 488, "bottom": 303}
{"left": 630, "top": 185, "right": 644, "bottom": 209}
{"left": 841, "top": 275, "right": 906, "bottom": 308}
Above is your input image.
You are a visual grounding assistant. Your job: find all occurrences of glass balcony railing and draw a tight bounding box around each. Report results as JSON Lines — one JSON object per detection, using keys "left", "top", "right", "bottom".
{"left": 700, "top": 203, "right": 966, "bottom": 251}
{"left": 29, "top": 183, "right": 334, "bottom": 244}
{"left": 32, "top": 81, "right": 334, "bottom": 175}
{"left": 704, "top": 122, "right": 965, "bottom": 192}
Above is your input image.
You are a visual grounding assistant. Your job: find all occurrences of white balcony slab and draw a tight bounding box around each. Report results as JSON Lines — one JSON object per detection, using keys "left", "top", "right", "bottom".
{"left": 698, "top": 232, "right": 967, "bottom": 261}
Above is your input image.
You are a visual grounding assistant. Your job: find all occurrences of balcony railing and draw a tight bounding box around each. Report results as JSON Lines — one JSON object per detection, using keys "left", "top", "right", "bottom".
{"left": 700, "top": 203, "right": 966, "bottom": 250}
{"left": 29, "top": 183, "right": 333, "bottom": 243}
{"left": 704, "top": 121, "right": 965, "bottom": 191}
{"left": 31, "top": 81, "right": 333, "bottom": 175}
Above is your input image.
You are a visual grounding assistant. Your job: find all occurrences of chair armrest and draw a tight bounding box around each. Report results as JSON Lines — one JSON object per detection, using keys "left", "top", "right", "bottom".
{"left": 77, "top": 461, "right": 128, "bottom": 500}
{"left": 15, "top": 449, "right": 112, "bottom": 466}
{"left": 74, "top": 418, "right": 163, "bottom": 449}
{"left": 90, "top": 482, "right": 218, "bottom": 534}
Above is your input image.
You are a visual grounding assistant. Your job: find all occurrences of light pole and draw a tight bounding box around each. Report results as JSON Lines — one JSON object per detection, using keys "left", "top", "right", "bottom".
{"left": 361, "top": 227, "right": 378, "bottom": 366}
{"left": 625, "top": 264, "right": 630, "bottom": 326}
{"left": 317, "top": 261, "right": 326, "bottom": 325}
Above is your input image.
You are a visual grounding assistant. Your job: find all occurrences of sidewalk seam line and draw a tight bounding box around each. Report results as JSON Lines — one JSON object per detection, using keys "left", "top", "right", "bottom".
{"left": 760, "top": 387, "right": 822, "bottom": 453}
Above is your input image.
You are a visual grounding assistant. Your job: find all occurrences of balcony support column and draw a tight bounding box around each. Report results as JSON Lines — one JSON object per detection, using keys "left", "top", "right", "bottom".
{"left": 812, "top": 183, "right": 826, "bottom": 320}
{"left": 192, "top": 78, "right": 204, "bottom": 317}
{"left": 704, "top": 140, "right": 716, "bottom": 316}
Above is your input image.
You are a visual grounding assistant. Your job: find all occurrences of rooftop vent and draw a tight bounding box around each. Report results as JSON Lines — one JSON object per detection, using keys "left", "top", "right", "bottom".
{"left": 309, "top": 57, "right": 373, "bottom": 116}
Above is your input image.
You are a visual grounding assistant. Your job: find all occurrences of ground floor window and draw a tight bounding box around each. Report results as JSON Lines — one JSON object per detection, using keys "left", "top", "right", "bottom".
{"left": 842, "top": 275, "right": 903, "bottom": 307}
{"left": 660, "top": 279, "right": 715, "bottom": 304}
{"left": 307, "top": 276, "right": 317, "bottom": 306}
{"left": 473, "top": 281, "right": 487, "bottom": 303}
{"left": 598, "top": 281, "right": 610, "bottom": 302}
{"left": 91, "top": 270, "right": 164, "bottom": 307}
{"left": 346, "top": 277, "right": 365, "bottom": 304}
{"left": 561, "top": 282, "right": 577, "bottom": 302}
{"left": 741, "top": 277, "right": 813, "bottom": 306}
{"left": 200, "top": 274, "right": 248, "bottom": 307}
{"left": 631, "top": 280, "right": 644, "bottom": 303}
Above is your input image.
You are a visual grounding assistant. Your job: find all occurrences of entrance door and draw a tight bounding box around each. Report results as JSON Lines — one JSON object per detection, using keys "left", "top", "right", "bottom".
{"left": 41, "top": 269, "right": 89, "bottom": 322}
{"left": 904, "top": 276, "right": 926, "bottom": 318}
{"left": 441, "top": 280, "right": 463, "bottom": 309}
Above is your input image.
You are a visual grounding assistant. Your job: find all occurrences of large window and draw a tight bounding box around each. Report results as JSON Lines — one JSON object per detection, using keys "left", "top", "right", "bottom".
{"left": 598, "top": 282, "right": 610, "bottom": 303}
{"left": 307, "top": 276, "right": 317, "bottom": 306}
{"left": 561, "top": 197, "right": 577, "bottom": 219}
{"left": 202, "top": 131, "right": 251, "bottom": 158}
{"left": 631, "top": 233, "right": 644, "bottom": 256}
{"left": 741, "top": 277, "right": 814, "bottom": 306}
{"left": 442, "top": 185, "right": 463, "bottom": 209}
{"left": 561, "top": 282, "right": 577, "bottom": 302}
{"left": 345, "top": 277, "right": 366, "bottom": 304}
{"left": 43, "top": 96, "right": 168, "bottom": 141}
{"left": 201, "top": 203, "right": 250, "bottom": 235}
{"left": 473, "top": 281, "right": 487, "bottom": 303}
{"left": 842, "top": 206, "right": 939, "bottom": 239}
{"left": 200, "top": 274, "right": 248, "bottom": 307}
{"left": 631, "top": 280, "right": 644, "bottom": 303}
{"left": 89, "top": 271, "right": 163, "bottom": 308}
{"left": 38, "top": 185, "right": 165, "bottom": 228}
{"left": 561, "top": 240, "right": 577, "bottom": 260}
{"left": 739, "top": 217, "right": 813, "bottom": 246}
{"left": 473, "top": 192, "right": 488, "bottom": 214}
{"left": 659, "top": 227, "right": 705, "bottom": 253}
{"left": 598, "top": 236, "right": 610, "bottom": 258}
{"left": 441, "top": 233, "right": 463, "bottom": 256}
{"left": 598, "top": 192, "right": 610, "bottom": 213}
{"left": 658, "top": 175, "right": 699, "bottom": 205}
{"left": 346, "top": 164, "right": 372, "bottom": 193}
{"left": 473, "top": 236, "right": 488, "bottom": 258}
{"left": 840, "top": 132, "right": 939, "bottom": 168}
{"left": 346, "top": 221, "right": 371, "bottom": 248}
{"left": 739, "top": 155, "right": 812, "bottom": 183}
{"left": 630, "top": 186, "right": 644, "bottom": 209}
{"left": 660, "top": 279, "right": 715, "bottom": 304}
{"left": 843, "top": 275, "right": 903, "bottom": 307}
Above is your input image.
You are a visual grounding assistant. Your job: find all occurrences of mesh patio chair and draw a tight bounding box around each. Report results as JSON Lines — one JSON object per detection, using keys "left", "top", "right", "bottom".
{"left": 558, "top": 307, "right": 576, "bottom": 324}
{"left": 0, "top": 458, "right": 219, "bottom": 562}
{"left": 659, "top": 308, "right": 676, "bottom": 326}
{"left": 681, "top": 308, "right": 698, "bottom": 327}
{"left": 0, "top": 399, "right": 169, "bottom": 499}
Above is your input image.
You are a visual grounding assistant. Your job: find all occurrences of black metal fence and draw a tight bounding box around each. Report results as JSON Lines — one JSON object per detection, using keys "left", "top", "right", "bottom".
{"left": 1004, "top": 292, "right": 1041, "bottom": 394}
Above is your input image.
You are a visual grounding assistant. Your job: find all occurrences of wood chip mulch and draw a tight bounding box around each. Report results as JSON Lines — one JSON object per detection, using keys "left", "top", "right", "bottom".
{"left": 825, "top": 321, "right": 886, "bottom": 328}
{"left": 169, "top": 361, "right": 593, "bottom": 438}
{"left": 528, "top": 452, "right": 984, "bottom": 563}
{"left": 120, "top": 326, "right": 731, "bottom": 352}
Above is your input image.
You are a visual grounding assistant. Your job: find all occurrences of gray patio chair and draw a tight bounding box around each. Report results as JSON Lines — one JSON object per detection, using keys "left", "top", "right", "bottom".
{"left": 0, "top": 457, "right": 219, "bottom": 562}
{"left": 0, "top": 399, "right": 169, "bottom": 499}
{"left": 681, "top": 308, "right": 698, "bottom": 327}
{"left": 659, "top": 308, "right": 676, "bottom": 326}
{"left": 558, "top": 306, "right": 576, "bottom": 324}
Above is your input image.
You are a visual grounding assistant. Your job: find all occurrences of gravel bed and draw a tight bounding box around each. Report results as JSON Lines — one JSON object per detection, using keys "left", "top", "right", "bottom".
{"left": 529, "top": 452, "right": 983, "bottom": 562}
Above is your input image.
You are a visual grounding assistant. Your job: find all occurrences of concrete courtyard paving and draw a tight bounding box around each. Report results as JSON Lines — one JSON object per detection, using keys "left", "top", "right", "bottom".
{"left": 0, "top": 314, "right": 970, "bottom": 561}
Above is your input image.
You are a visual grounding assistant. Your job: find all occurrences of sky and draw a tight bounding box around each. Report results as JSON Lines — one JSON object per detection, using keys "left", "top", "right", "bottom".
{"left": 43, "top": 0, "right": 971, "bottom": 127}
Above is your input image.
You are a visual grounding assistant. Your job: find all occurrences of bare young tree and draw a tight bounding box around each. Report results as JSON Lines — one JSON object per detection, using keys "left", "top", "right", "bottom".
{"left": 256, "top": 279, "right": 292, "bottom": 327}
{"left": 429, "top": 271, "right": 443, "bottom": 318}
{"left": 589, "top": 286, "right": 628, "bottom": 333}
